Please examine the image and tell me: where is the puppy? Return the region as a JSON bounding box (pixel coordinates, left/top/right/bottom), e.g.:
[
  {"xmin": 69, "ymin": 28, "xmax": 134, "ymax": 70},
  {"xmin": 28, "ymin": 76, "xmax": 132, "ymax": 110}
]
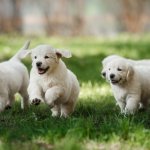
[
  {"xmin": 104, "ymin": 58, "xmax": 150, "ymax": 114},
  {"xmin": 26, "ymin": 45, "xmax": 80, "ymax": 117},
  {"xmin": 101, "ymin": 54, "xmax": 150, "ymax": 78},
  {"xmin": 0, "ymin": 41, "xmax": 30, "ymax": 111}
]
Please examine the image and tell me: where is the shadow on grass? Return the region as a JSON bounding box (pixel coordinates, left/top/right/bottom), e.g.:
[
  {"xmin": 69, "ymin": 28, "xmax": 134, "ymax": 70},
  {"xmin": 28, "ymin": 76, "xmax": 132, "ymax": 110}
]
[
  {"xmin": 0, "ymin": 37, "xmax": 150, "ymax": 149},
  {"xmin": 0, "ymin": 99, "xmax": 150, "ymax": 147}
]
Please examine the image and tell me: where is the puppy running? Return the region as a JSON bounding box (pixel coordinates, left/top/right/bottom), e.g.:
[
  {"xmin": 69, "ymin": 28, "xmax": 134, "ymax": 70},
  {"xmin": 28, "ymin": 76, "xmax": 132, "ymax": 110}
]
[
  {"xmin": 27, "ymin": 45, "xmax": 80, "ymax": 118},
  {"xmin": 103, "ymin": 58, "xmax": 150, "ymax": 114},
  {"xmin": 0, "ymin": 41, "xmax": 30, "ymax": 112}
]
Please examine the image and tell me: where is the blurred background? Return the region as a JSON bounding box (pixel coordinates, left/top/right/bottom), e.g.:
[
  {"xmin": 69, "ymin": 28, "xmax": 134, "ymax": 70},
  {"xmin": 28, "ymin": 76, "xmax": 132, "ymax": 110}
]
[
  {"xmin": 0, "ymin": 1, "xmax": 150, "ymax": 149},
  {"xmin": 0, "ymin": 0, "xmax": 150, "ymax": 36}
]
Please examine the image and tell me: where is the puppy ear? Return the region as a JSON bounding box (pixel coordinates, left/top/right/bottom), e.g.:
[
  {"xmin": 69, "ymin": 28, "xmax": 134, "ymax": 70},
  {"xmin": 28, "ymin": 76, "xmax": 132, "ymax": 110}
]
[
  {"xmin": 56, "ymin": 49, "xmax": 72, "ymax": 58},
  {"xmin": 126, "ymin": 65, "xmax": 134, "ymax": 81}
]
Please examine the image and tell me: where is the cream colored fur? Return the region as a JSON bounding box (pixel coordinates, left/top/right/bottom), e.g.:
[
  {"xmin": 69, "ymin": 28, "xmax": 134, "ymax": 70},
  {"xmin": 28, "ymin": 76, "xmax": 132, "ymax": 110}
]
[
  {"xmin": 27, "ymin": 45, "xmax": 80, "ymax": 118},
  {"xmin": 101, "ymin": 54, "xmax": 150, "ymax": 78},
  {"xmin": 0, "ymin": 41, "xmax": 30, "ymax": 111},
  {"xmin": 104, "ymin": 58, "xmax": 150, "ymax": 115}
]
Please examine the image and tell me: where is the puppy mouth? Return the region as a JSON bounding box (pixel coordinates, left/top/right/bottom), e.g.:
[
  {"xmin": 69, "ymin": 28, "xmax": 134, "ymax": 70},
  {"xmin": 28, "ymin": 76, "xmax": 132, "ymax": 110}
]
[
  {"xmin": 37, "ymin": 67, "xmax": 49, "ymax": 74},
  {"xmin": 111, "ymin": 78, "xmax": 122, "ymax": 84}
]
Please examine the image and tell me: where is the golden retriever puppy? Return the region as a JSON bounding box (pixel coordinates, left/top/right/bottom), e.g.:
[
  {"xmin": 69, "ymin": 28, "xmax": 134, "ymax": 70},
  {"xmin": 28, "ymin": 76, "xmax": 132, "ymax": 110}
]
[
  {"xmin": 101, "ymin": 54, "xmax": 150, "ymax": 79},
  {"xmin": 26, "ymin": 45, "xmax": 80, "ymax": 118},
  {"xmin": 0, "ymin": 41, "xmax": 30, "ymax": 111},
  {"xmin": 103, "ymin": 58, "xmax": 150, "ymax": 114}
]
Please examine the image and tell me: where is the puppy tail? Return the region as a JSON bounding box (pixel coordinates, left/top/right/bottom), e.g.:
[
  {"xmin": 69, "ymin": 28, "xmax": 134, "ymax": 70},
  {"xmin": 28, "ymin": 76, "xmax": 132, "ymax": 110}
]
[{"xmin": 10, "ymin": 40, "xmax": 30, "ymax": 61}]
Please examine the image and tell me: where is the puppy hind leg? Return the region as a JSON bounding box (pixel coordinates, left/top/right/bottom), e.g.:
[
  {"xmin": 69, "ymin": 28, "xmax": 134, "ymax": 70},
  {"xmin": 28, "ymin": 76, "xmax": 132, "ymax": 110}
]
[
  {"xmin": 19, "ymin": 89, "xmax": 29, "ymax": 109},
  {"xmin": 0, "ymin": 96, "xmax": 7, "ymax": 112},
  {"xmin": 5, "ymin": 95, "xmax": 15, "ymax": 109},
  {"xmin": 51, "ymin": 105, "xmax": 60, "ymax": 117},
  {"xmin": 60, "ymin": 100, "xmax": 76, "ymax": 118},
  {"xmin": 60, "ymin": 87, "xmax": 79, "ymax": 118}
]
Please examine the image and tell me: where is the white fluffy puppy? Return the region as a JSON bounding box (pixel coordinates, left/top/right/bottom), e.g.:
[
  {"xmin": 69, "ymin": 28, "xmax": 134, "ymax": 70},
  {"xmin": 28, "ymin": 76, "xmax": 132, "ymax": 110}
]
[
  {"xmin": 0, "ymin": 41, "xmax": 30, "ymax": 112},
  {"xmin": 104, "ymin": 58, "xmax": 150, "ymax": 114},
  {"xmin": 27, "ymin": 45, "xmax": 80, "ymax": 117},
  {"xmin": 101, "ymin": 54, "xmax": 150, "ymax": 78}
]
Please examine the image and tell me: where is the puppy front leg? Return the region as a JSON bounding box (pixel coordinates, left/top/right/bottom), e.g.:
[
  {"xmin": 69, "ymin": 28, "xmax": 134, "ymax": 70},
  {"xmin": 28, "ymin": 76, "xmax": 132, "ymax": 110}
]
[
  {"xmin": 125, "ymin": 95, "xmax": 140, "ymax": 115},
  {"xmin": 45, "ymin": 86, "xmax": 64, "ymax": 107},
  {"xmin": 0, "ymin": 96, "xmax": 7, "ymax": 112},
  {"xmin": 117, "ymin": 100, "xmax": 126, "ymax": 114},
  {"xmin": 28, "ymin": 83, "xmax": 43, "ymax": 105}
]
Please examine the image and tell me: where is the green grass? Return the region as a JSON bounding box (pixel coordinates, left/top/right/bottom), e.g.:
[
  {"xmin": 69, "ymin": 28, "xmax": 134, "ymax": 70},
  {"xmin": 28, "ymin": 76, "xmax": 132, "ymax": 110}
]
[{"xmin": 0, "ymin": 34, "xmax": 150, "ymax": 150}]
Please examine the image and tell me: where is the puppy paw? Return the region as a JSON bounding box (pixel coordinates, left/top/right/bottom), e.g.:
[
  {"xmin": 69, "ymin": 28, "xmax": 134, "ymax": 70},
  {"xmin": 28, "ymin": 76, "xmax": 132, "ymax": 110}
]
[
  {"xmin": 31, "ymin": 98, "xmax": 41, "ymax": 105},
  {"xmin": 60, "ymin": 111, "xmax": 69, "ymax": 118},
  {"xmin": 51, "ymin": 111, "xmax": 59, "ymax": 117},
  {"xmin": 124, "ymin": 107, "xmax": 136, "ymax": 115}
]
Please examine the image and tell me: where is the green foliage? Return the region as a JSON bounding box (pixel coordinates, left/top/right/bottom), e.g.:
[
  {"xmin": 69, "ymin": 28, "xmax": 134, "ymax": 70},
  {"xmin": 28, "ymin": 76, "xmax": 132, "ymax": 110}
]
[{"xmin": 0, "ymin": 34, "xmax": 150, "ymax": 150}]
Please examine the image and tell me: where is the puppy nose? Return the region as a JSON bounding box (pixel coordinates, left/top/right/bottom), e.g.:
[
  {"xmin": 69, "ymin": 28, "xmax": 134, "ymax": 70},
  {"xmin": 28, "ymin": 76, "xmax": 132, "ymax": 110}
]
[
  {"xmin": 110, "ymin": 74, "xmax": 115, "ymax": 79},
  {"xmin": 36, "ymin": 62, "xmax": 42, "ymax": 67}
]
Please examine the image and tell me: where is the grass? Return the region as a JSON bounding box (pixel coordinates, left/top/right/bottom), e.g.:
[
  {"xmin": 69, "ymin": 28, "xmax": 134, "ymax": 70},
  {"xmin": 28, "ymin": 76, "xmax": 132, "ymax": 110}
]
[{"xmin": 0, "ymin": 34, "xmax": 150, "ymax": 150}]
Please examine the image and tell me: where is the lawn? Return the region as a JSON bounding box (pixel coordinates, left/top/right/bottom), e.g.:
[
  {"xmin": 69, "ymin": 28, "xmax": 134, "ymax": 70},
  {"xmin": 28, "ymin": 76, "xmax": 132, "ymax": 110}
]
[{"xmin": 0, "ymin": 34, "xmax": 150, "ymax": 150}]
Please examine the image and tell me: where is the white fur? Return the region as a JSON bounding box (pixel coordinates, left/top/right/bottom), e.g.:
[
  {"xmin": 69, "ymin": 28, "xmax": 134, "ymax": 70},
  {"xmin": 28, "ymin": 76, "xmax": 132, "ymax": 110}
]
[
  {"xmin": 0, "ymin": 41, "xmax": 30, "ymax": 111},
  {"xmin": 27, "ymin": 45, "xmax": 80, "ymax": 118},
  {"xmin": 101, "ymin": 54, "xmax": 150, "ymax": 78},
  {"xmin": 104, "ymin": 58, "xmax": 150, "ymax": 115}
]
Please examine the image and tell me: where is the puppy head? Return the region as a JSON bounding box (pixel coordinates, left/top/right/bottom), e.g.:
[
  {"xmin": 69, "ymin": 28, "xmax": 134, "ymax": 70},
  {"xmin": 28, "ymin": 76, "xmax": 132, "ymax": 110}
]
[
  {"xmin": 102, "ymin": 55, "xmax": 124, "ymax": 67},
  {"xmin": 105, "ymin": 58, "xmax": 134, "ymax": 85},
  {"xmin": 26, "ymin": 45, "xmax": 71, "ymax": 75},
  {"xmin": 101, "ymin": 55, "xmax": 124, "ymax": 79}
]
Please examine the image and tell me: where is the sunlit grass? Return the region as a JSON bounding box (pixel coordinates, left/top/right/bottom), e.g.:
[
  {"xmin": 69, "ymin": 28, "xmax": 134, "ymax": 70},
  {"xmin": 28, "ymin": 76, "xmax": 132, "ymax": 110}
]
[
  {"xmin": 80, "ymin": 82, "xmax": 111, "ymax": 100},
  {"xmin": 0, "ymin": 34, "xmax": 150, "ymax": 149}
]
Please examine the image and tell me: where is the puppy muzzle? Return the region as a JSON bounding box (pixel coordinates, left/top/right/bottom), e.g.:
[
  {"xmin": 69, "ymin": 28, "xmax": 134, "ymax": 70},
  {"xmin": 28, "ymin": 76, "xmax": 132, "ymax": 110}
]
[{"xmin": 37, "ymin": 66, "xmax": 50, "ymax": 74}]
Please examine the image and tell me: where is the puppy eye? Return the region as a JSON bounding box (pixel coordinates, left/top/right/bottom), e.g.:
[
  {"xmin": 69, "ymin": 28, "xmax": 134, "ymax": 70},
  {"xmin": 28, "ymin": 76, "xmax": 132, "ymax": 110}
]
[
  {"xmin": 102, "ymin": 72, "xmax": 106, "ymax": 77},
  {"xmin": 44, "ymin": 56, "xmax": 49, "ymax": 59},
  {"xmin": 34, "ymin": 56, "xmax": 37, "ymax": 59},
  {"xmin": 109, "ymin": 68, "xmax": 111, "ymax": 70},
  {"xmin": 117, "ymin": 68, "xmax": 122, "ymax": 71}
]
